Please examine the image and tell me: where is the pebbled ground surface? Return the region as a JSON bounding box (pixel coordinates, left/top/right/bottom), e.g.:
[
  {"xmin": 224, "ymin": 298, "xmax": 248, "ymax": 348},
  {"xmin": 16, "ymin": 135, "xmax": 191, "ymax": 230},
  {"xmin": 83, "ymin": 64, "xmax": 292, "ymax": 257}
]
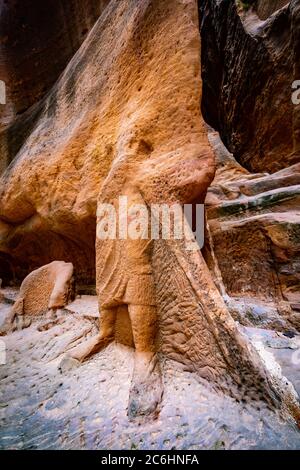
[{"xmin": 0, "ymin": 294, "xmax": 300, "ymax": 450}]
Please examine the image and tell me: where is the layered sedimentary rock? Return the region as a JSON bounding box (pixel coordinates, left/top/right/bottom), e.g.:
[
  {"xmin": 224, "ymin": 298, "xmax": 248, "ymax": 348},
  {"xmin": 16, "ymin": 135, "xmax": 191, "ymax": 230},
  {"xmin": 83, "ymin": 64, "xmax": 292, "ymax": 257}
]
[
  {"xmin": 200, "ymin": 0, "xmax": 300, "ymax": 173},
  {"xmin": 200, "ymin": 0, "xmax": 300, "ymax": 336},
  {"xmin": 206, "ymin": 131, "xmax": 300, "ymax": 331},
  {"xmin": 0, "ymin": 0, "xmax": 213, "ymax": 284},
  {"xmin": 200, "ymin": 0, "xmax": 300, "ymax": 335}
]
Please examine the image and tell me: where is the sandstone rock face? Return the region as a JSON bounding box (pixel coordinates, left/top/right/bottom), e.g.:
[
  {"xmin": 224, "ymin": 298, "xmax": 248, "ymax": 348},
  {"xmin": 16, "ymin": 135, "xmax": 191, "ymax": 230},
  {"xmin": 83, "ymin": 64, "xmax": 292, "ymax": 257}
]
[
  {"xmin": 200, "ymin": 0, "xmax": 300, "ymax": 173},
  {"xmin": 255, "ymin": 0, "xmax": 290, "ymax": 20},
  {"xmin": 206, "ymin": 131, "xmax": 300, "ymax": 331},
  {"xmin": 0, "ymin": 0, "xmax": 111, "ymax": 181},
  {"xmin": 0, "ymin": 0, "xmax": 214, "ymax": 283},
  {"xmin": 0, "ymin": 0, "xmax": 300, "ymax": 447},
  {"xmin": 32, "ymin": 0, "xmax": 295, "ymax": 421},
  {"xmin": 0, "ymin": 0, "xmax": 110, "ymax": 129},
  {"xmin": 200, "ymin": 0, "xmax": 300, "ymax": 342}
]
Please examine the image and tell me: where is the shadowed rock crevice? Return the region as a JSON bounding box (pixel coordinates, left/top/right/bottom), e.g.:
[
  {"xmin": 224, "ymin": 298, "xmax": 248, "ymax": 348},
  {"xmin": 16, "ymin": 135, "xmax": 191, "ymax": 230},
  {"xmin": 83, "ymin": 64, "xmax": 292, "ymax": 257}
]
[
  {"xmin": 199, "ymin": 0, "xmax": 300, "ymax": 173},
  {"xmin": 0, "ymin": 0, "xmax": 111, "ymax": 127},
  {"xmin": 0, "ymin": 0, "xmax": 111, "ymax": 173}
]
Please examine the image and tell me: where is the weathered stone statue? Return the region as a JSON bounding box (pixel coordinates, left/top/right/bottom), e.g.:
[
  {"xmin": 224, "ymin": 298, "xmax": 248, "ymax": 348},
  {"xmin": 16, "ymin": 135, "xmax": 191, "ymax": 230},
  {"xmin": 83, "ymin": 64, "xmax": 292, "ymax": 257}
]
[{"xmin": 66, "ymin": 184, "xmax": 161, "ymax": 417}]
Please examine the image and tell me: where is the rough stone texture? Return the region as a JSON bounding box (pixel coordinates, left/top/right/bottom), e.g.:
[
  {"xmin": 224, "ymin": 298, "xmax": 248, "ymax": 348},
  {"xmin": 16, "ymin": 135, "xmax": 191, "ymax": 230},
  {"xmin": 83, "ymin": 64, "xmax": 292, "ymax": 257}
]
[
  {"xmin": 0, "ymin": 0, "xmax": 111, "ymax": 181},
  {"xmin": 67, "ymin": 0, "xmax": 300, "ymax": 422},
  {"xmin": 0, "ymin": 261, "xmax": 74, "ymax": 334},
  {"xmin": 0, "ymin": 296, "xmax": 299, "ymax": 450},
  {"xmin": 245, "ymin": 327, "xmax": 300, "ymax": 399},
  {"xmin": 0, "ymin": 0, "xmax": 300, "ymax": 449},
  {"xmin": 206, "ymin": 130, "xmax": 300, "ymax": 333},
  {"xmin": 0, "ymin": 0, "xmax": 110, "ymax": 129},
  {"xmin": 255, "ymin": 1, "xmax": 290, "ymax": 20},
  {"xmin": 0, "ymin": 0, "xmax": 275, "ymax": 411},
  {"xmin": 0, "ymin": 0, "xmax": 215, "ymax": 285},
  {"xmin": 200, "ymin": 0, "xmax": 300, "ymax": 173}
]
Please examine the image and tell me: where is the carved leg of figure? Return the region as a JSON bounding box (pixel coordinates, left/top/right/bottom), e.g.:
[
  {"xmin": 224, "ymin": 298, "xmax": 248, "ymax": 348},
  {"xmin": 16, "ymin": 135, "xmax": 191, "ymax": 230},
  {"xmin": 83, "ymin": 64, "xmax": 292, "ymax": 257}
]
[
  {"xmin": 127, "ymin": 305, "xmax": 163, "ymax": 420},
  {"xmin": 62, "ymin": 307, "xmax": 117, "ymax": 366}
]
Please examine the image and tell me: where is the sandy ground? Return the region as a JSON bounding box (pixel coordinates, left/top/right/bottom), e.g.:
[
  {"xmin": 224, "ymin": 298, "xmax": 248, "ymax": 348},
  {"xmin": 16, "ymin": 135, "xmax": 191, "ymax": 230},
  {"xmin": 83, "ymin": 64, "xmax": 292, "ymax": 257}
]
[{"xmin": 0, "ymin": 293, "xmax": 300, "ymax": 450}]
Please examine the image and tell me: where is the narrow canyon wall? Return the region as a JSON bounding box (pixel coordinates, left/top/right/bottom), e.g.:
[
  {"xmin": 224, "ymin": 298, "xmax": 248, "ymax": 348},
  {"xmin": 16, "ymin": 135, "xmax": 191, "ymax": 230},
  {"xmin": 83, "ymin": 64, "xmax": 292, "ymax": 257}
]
[
  {"xmin": 0, "ymin": 0, "xmax": 110, "ymax": 128},
  {"xmin": 1, "ymin": 0, "xmax": 297, "ymax": 420},
  {"xmin": 0, "ymin": 0, "xmax": 110, "ymax": 176},
  {"xmin": 206, "ymin": 132, "xmax": 300, "ymax": 329},
  {"xmin": 200, "ymin": 0, "xmax": 300, "ymax": 332},
  {"xmin": 255, "ymin": 0, "xmax": 290, "ymax": 20},
  {"xmin": 0, "ymin": 0, "xmax": 212, "ymax": 285},
  {"xmin": 200, "ymin": 0, "xmax": 300, "ymax": 173}
]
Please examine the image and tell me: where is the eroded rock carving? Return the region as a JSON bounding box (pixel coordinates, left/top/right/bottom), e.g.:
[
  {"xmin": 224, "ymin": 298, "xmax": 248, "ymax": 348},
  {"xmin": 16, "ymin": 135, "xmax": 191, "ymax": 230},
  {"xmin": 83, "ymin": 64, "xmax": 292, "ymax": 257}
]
[
  {"xmin": 0, "ymin": 0, "xmax": 299, "ymax": 426},
  {"xmin": 0, "ymin": 261, "xmax": 74, "ymax": 334}
]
